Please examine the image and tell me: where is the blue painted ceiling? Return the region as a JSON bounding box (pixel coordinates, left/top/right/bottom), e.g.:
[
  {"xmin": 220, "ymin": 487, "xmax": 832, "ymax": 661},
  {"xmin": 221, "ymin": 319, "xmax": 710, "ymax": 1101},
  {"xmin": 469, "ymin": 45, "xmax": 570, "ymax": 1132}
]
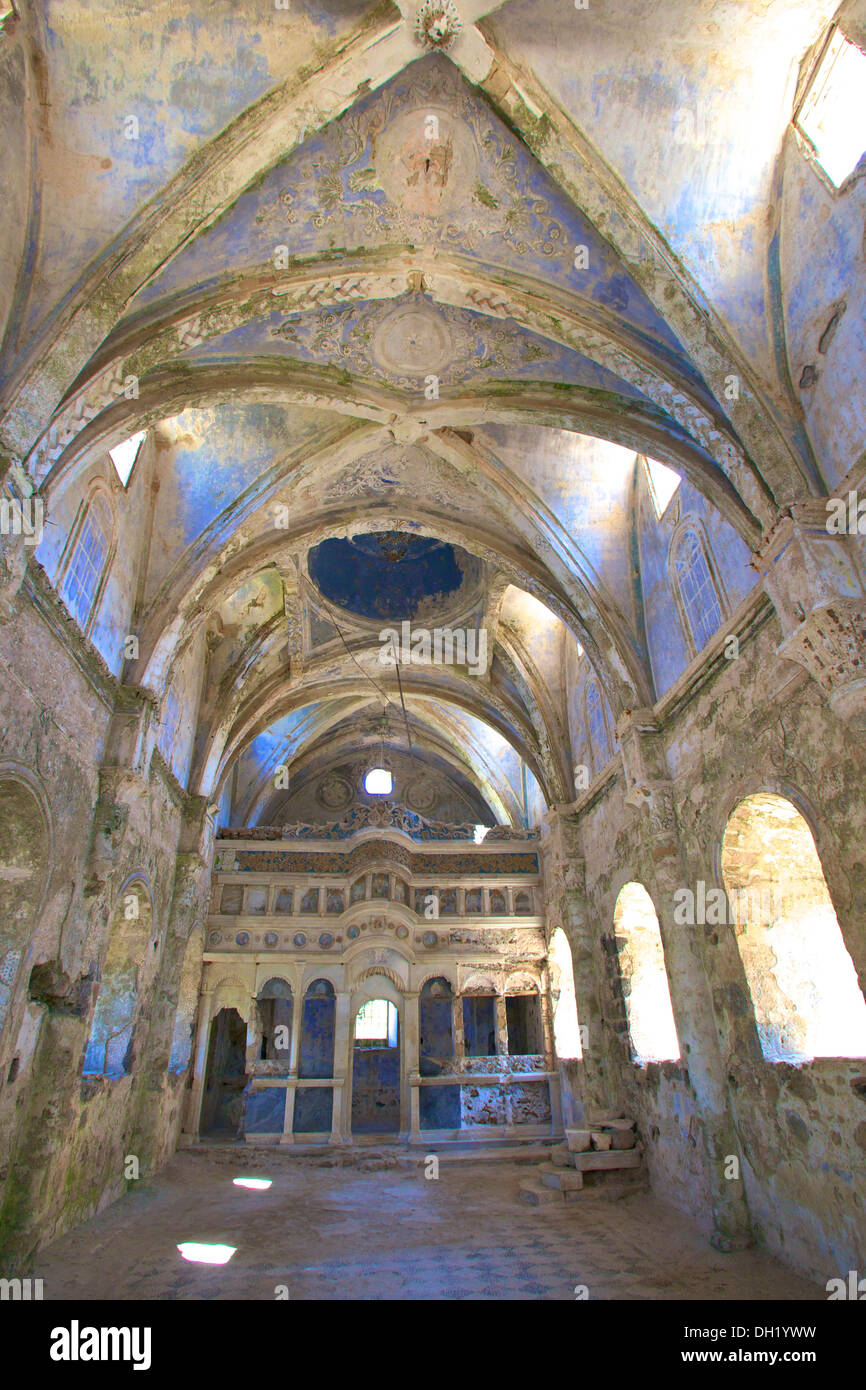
[{"xmin": 308, "ymin": 532, "xmax": 477, "ymax": 621}]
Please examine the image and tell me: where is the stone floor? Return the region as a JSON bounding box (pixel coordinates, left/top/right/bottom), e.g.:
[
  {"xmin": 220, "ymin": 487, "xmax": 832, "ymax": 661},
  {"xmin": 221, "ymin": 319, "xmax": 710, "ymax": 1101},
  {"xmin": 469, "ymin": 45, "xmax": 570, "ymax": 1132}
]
[{"xmin": 36, "ymin": 1147, "xmax": 822, "ymax": 1301}]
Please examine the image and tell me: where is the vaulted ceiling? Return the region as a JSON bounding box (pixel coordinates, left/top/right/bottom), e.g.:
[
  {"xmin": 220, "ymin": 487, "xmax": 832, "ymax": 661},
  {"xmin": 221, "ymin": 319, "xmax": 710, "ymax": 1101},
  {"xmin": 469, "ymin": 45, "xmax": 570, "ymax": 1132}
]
[{"xmin": 2, "ymin": 0, "xmax": 861, "ymax": 826}]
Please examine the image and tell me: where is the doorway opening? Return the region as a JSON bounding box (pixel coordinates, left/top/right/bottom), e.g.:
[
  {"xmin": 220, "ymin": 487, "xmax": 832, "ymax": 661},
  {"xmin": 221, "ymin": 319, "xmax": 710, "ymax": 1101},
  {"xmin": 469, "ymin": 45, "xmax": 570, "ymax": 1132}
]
[
  {"xmin": 201, "ymin": 1007, "xmax": 246, "ymax": 1135},
  {"xmin": 351, "ymin": 997, "xmax": 400, "ymax": 1134}
]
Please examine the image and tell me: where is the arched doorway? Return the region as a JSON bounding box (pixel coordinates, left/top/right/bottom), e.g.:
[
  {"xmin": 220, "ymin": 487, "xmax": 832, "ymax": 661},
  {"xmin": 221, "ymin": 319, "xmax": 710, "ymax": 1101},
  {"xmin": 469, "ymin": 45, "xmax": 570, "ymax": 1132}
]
[
  {"xmin": 201, "ymin": 1007, "xmax": 247, "ymax": 1135},
  {"xmin": 351, "ymin": 996, "xmax": 401, "ymax": 1135}
]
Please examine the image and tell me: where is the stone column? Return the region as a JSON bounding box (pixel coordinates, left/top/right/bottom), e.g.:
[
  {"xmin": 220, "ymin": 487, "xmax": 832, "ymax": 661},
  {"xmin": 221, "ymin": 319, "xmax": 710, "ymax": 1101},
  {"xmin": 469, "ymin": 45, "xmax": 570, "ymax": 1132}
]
[
  {"xmin": 185, "ymin": 982, "xmax": 215, "ymax": 1141},
  {"xmin": 541, "ymin": 809, "xmax": 613, "ymax": 1121},
  {"xmin": 403, "ymin": 991, "xmax": 420, "ymax": 1140},
  {"xmin": 280, "ymin": 1081, "xmax": 296, "ymax": 1145},
  {"xmin": 452, "ymin": 994, "xmax": 465, "ymax": 1059},
  {"xmin": 331, "ymin": 989, "xmax": 352, "ymax": 1143},
  {"xmin": 246, "ymin": 997, "xmax": 261, "ymax": 1068},
  {"xmin": 288, "ymin": 974, "xmax": 305, "ymax": 1074},
  {"xmin": 494, "ymin": 994, "xmax": 508, "ymax": 1056},
  {"xmin": 617, "ymin": 708, "xmax": 753, "ymax": 1251},
  {"xmin": 130, "ymin": 799, "xmax": 216, "ymax": 1167},
  {"xmin": 538, "ymin": 964, "xmax": 555, "ymax": 1059}
]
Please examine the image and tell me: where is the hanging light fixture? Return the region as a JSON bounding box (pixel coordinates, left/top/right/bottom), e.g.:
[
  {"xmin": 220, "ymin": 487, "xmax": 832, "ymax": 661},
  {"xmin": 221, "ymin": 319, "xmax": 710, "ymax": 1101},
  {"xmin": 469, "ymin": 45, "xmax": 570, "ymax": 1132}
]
[{"xmin": 364, "ymin": 709, "xmax": 393, "ymax": 796}]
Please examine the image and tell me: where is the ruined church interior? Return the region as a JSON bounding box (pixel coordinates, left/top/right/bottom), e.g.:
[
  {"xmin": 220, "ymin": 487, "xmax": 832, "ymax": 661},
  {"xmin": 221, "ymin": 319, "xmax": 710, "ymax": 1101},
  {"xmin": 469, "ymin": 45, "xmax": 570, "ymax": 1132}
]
[{"xmin": 1, "ymin": 0, "xmax": 865, "ymax": 1329}]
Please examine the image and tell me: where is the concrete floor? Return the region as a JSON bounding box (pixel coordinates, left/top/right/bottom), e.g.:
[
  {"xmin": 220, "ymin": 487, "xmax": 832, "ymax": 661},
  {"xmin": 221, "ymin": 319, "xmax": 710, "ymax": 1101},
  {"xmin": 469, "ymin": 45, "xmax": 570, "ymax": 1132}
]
[{"xmin": 37, "ymin": 1146, "xmax": 822, "ymax": 1301}]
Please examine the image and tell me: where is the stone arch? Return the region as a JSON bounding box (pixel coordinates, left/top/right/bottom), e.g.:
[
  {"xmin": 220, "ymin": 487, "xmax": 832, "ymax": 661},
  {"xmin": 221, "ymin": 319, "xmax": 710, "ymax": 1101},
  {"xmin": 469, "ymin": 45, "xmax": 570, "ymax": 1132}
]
[
  {"xmin": 210, "ymin": 974, "xmax": 250, "ymax": 1021},
  {"xmin": 417, "ymin": 969, "xmax": 457, "ymax": 993},
  {"xmin": 504, "ymin": 970, "xmax": 540, "ymax": 994},
  {"xmin": 354, "ymin": 965, "xmax": 404, "ymax": 991},
  {"xmin": 460, "ymin": 971, "xmax": 497, "ymax": 995}
]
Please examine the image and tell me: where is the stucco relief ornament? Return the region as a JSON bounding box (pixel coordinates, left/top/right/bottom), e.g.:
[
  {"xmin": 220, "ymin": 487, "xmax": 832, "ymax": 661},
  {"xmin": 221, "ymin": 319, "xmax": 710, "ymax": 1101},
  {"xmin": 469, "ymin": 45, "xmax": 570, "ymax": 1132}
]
[{"xmin": 415, "ymin": 0, "xmax": 462, "ymax": 49}]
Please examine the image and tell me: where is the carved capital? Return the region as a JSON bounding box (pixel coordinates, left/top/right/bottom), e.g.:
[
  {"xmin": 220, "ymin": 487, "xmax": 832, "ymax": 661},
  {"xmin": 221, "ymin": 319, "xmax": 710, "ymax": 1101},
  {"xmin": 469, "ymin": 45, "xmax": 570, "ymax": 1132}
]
[
  {"xmin": 754, "ymin": 510, "xmax": 866, "ymax": 726},
  {"xmin": 777, "ymin": 598, "xmax": 866, "ymax": 727}
]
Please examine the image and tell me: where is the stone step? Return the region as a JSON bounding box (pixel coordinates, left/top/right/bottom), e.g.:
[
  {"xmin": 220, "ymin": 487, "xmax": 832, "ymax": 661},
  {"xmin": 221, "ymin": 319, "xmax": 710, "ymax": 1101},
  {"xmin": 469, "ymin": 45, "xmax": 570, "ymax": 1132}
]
[
  {"xmin": 549, "ymin": 1143, "xmax": 573, "ymax": 1168},
  {"xmin": 564, "ymin": 1128, "xmax": 592, "ymax": 1153},
  {"xmin": 519, "ymin": 1178, "xmax": 562, "ymax": 1206},
  {"xmin": 539, "ymin": 1162, "xmax": 584, "ymax": 1192},
  {"xmin": 608, "ymin": 1129, "xmax": 637, "ymax": 1150},
  {"xmin": 573, "ymin": 1148, "xmax": 643, "ymax": 1172}
]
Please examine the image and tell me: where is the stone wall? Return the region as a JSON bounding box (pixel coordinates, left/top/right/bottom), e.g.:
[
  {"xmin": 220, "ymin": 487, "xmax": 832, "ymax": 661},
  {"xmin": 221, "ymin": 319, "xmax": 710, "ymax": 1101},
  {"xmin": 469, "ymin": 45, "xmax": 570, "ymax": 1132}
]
[
  {"xmin": 567, "ymin": 603, "xmax": 866, "ymax": 1279},
  {"xmin": 0, "ymin": 576, "xmax": 212, "ymax": 1266}
]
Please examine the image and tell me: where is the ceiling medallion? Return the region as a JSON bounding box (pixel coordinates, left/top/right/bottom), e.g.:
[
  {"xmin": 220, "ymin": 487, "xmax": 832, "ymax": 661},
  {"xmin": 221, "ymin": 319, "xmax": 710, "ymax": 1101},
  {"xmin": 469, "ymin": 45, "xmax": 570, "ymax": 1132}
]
[
  {"xmin": 415, "ymin": 0, "xmax": 462, "ymax": 50},
  {"xmin": 316, "ymin": 773, "xmax": 354, "ymax": 809},
  {"xmin": 376, "ymin": 531, "xmax": 411, "ymax": 563},
  {"xmin": 371, "ymin": 302, "xmax": 452, "ymax": 376}
]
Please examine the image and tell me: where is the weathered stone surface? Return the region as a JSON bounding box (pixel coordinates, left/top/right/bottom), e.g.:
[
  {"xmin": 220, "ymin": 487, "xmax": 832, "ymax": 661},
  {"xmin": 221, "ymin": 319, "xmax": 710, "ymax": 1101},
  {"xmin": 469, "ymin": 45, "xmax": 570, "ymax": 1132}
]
[
  {"xmin": 539, "ymin": 1162, "xmax": 584, "ymax": 1191},
  {"xmin": 519, "ymin": 1178, "xmax": 561, "ymax": 1206},
  {"xmin": 574, "ymin": 1150, "xmax": 643, "ymax": 1171},
  {"xmin": 0, "ymin": 2, "xmax": 862, "ymax": 1301}
]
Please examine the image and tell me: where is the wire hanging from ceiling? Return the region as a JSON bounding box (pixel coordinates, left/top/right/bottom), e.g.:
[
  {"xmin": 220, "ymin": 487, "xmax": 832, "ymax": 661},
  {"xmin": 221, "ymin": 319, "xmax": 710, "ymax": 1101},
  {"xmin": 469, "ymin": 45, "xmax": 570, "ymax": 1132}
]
[{"xmin": 332, "ymin": 620, "xmax": 414, "ymax": 752}]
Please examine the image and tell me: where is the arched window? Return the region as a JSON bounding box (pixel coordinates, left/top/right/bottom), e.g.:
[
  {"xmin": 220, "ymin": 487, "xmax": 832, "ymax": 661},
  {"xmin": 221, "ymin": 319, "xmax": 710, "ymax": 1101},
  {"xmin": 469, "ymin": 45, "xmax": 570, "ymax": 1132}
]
[
  {"xmin": 61, "ymin": 493, "xmax": 112, "ymax": 633},
  {"xmin": 585, "ymin": 679, "xmax": 611, "ymax": 773},
  {"xmin": 722, "ymin": 794, "xmax": 866, "ymax": 1060},
  {"xmin": 549, "ymin": 927, "xmax": 583, "ymax": 1060},
  {"xmin": 670, "ymin": 524, "xmax": 724, "ymax": 654},
  {"xmin": 256, "ymin": 977, "xmax": 293, "ymax": 1061},
  {"xmin": 614, "ymin": 882, "xmax": 680, "ymax": 1063}
]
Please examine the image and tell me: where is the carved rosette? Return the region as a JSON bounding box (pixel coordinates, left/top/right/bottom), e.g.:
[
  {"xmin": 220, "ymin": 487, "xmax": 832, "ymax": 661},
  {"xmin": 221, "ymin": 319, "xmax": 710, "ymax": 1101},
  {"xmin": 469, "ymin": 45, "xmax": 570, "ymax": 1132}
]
[{"xmin": 415, "ymin": 0, "xmax": 462, "ymax": 50}]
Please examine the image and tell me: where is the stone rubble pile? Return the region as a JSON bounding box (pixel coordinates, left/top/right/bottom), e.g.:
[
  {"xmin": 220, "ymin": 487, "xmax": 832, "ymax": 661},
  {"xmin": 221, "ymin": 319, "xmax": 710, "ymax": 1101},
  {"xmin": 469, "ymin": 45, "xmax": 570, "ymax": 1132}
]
[{"xmin": 518, "ymin": 1115, "xmax": 646, "ymax": 1206}]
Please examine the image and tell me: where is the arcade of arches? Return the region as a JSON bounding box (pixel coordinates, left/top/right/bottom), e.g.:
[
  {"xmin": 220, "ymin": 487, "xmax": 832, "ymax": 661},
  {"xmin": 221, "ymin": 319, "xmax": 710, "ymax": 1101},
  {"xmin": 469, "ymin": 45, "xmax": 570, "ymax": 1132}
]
[{"xmin": 0, "ymin": 0, "xmax": 865, "ymax": 1299}]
